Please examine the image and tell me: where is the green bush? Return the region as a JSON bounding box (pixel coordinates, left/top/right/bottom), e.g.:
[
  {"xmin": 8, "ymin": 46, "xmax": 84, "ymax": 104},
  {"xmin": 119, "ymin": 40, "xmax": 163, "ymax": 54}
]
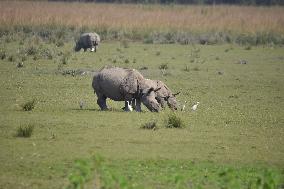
[
  {"xmin": 165, "ymin": 114, "xmax": 184, "ymax": 128},
  {"xmin": 16, "ymin": 125, "xmax": 34, "ymax": 138},
  {"xmin": 67, "ymin": 159, "xmax": 93, "ymax": 189},
  {"xmin": 66, "ymin": 155, "xmax": 132, "ymax": 189},
  {"xmin": 248, "ymin": 169, "xmax": 279, "ymax": 189}
]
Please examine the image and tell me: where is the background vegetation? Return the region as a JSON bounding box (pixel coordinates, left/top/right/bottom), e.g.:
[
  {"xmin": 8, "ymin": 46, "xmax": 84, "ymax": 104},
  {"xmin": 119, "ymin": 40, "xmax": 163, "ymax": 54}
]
[
  {"xmin": 1, "ymin": 1, "xmax": 284, "ymax": 45},
  {"xmin": 40, "ymin": 0, "xmax": 284, "ymax": 5}
]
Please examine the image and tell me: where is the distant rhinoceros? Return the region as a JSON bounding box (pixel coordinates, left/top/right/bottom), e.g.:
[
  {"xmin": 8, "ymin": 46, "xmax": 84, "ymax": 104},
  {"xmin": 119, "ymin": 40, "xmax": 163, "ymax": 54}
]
[
  {"xmin": 75, "ymin": 33, "xmax": 100, "ymax": 52},
  {"xmin": 92, "ymin": 66, "xmax": 161, "ymax": 112}
]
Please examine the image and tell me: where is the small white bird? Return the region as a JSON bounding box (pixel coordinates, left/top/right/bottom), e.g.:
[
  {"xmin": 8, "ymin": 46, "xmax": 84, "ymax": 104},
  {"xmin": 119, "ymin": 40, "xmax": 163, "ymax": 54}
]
[
  {"xmin": 79, "ymin": 100, "xmax": 84, "ymax": 109},
  {"xmin": 181, "ymin": 100, "xmax": 187, "ymax": 111},
  {"xmin": 127, "ymin": 101, "xmax": 133, "ymax": 112},
  {"xmin": 191, "ymin": 102, "xmax": 200, "ymax": 111}
]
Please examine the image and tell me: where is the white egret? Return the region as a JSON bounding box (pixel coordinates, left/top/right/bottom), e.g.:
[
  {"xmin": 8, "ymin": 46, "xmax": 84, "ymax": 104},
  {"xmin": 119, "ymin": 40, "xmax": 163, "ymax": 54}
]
[{"xmin": 191, "ymin": 102, "xmax": 200, "ymax": 111}]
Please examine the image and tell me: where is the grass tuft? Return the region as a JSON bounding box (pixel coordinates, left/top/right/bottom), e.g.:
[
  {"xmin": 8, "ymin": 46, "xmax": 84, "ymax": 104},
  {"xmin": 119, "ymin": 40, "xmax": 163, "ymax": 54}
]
[
  {"xmin": 165, "ymin": 114, "xmax": 184, "ymax": 128},
  {"xmin": 141, "ymin": 121, "xmax": 158, "ymax": 130},
  {"xmin": 184, "ymin": 65, "xmax": 190, "ymax": 72},
  {"xmin": 159, "ymin": 63, "xmax": 168, "ymax": 70},
  {"xmin": 8, "ymin": 54, "xmax": 16, "ymax": 62},
  {"xmin": 16, "ymin": 124, "xmax": 34, "ymax": 138},
  {"xmin": 0, "ymin": 49, "xmax": 6, "ymax": 60},
  {"xmin": 21, "ymin": 99, "xmax": 36, "ymax": 111}
]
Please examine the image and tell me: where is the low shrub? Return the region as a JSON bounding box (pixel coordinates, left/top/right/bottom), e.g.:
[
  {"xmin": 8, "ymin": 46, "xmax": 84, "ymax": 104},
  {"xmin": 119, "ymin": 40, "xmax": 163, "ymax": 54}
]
[
  {"xmin": 165, "ymin": 114, "xmax": 184, "ymax": 128},
  {"xmin": 16, "ymin": 124, "xmax": 34, "ymax": 138},
  {"xmin": 21, "ymin": 99, "xmax": 36, "ymax": 111},
  {"xmin": 124, "ymin": 58, "xmax": 129, "ymax": 64}
]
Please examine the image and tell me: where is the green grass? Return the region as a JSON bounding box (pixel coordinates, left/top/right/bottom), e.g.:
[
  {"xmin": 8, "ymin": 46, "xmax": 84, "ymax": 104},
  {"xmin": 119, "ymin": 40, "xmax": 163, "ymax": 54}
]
[
  {"xmin": 16, "ymin": 124, "xmax": 34, "ymax": 138},
  {"xmin": 0, "ymin": 39, "xmax": 283, "ymax": 188}
]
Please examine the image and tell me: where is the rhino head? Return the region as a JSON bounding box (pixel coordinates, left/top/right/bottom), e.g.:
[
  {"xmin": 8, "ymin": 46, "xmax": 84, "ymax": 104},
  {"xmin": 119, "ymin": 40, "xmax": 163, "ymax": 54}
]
[
  {"xmin": 156, "ymin": 92, "xmax": 180, "ymax": 111},
  {"xmin": 166, "ymin": 92, "xmax": 180, "ymax": 110},
  {"xmin": 140, "ymin": 87, "xmax": 161, "ymax": 112}
]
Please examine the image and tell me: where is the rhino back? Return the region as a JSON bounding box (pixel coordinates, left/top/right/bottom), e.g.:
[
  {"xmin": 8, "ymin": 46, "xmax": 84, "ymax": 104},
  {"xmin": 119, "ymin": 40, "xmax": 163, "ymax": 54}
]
[
  {"xmin": 144, "ymin": 79, "xmax": 173, "ymax": 97},
  {"xmin": 93, "ymin": 67, "xmax": 129, "ymax": 101},
  {"xmin": 79, "ymin": 33, "xmax": 92, "ymax": 48},
  {"xmin": 157, "ymin": 80, "xmax": 173, "ymax": 97}
]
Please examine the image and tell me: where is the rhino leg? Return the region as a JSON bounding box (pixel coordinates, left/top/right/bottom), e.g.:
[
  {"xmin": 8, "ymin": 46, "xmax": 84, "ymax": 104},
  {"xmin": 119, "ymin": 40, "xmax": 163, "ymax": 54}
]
[
  {"xmin": 134, "ymin": 99, "xmax": 142, "ymax": 112},
  {"xmin": 84, "ymin": 48, "xmax": 87, "ymax": 52},
  {"xmin": 96, "ymin": 93, "xmax": 108, "ymax": 111},
  {"xmin": 131, "ymin": 99, "xmax": 136, "ymax": 109}
]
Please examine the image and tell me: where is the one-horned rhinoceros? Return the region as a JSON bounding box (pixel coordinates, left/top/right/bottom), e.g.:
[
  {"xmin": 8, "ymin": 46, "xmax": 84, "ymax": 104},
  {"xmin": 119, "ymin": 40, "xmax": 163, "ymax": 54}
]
[
  {"xmin": 75, "ymin": 33, "xmax": 100, "ymax": 52},
  {"xmin": 92, "ymin": 66, "xmax": 160, "ymax": 112},
  {"xmin": 92, "ymin": 66, "xmax": 179, "ymax": 112}
]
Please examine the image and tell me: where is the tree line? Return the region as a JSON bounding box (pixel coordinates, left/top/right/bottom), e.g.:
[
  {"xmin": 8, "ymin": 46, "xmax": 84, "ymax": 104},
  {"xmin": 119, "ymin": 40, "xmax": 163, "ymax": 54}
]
[{"xmin": 48, "ymin": 0, "xmax": 284, "ymax": 5}]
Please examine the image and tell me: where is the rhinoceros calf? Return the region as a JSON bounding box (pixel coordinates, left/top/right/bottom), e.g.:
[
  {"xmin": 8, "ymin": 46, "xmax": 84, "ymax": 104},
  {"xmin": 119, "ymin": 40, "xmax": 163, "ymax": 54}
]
[
  {"xmin": 92, "ymin": 66, "xmax": 161, "ymax": 112},
  {"xmin": 75, "ymin": 33, "xmax": 100, "ymax": 52}
]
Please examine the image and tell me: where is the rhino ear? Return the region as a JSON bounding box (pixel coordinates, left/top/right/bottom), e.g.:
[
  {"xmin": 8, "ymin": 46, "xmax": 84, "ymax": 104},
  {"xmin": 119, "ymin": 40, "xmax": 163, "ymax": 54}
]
[
  {"xmin": 173, "ymin": 92, "xmax": 180, "ymax": 96},
  {"xmin": 154, "ymin": 87, "xmax": 161, "ymax": 92},
  {"xmin": 147, "ymin": 87, "xmax": 155, "ymax": 94}
]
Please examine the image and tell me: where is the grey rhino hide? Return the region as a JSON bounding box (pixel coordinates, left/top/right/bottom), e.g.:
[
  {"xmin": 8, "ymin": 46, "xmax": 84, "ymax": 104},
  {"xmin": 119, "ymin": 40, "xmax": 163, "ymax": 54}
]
[
  {"xmin": 92, "ymin": 66, "xmax": 160, "ymax": 112},
  {"xmin": 75, "ymin": 33, "xmax": 100, "ymax": 52},
  {"xmin": 143, "ymin": 79, "xmax": 179, "ymax": 110}
]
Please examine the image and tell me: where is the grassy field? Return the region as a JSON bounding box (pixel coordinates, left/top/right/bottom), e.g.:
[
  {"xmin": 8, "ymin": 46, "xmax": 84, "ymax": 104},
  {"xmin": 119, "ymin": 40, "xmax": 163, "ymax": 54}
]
[
  {"xmin": 0, "ymin": 1, "xmax": 284, "ymax": 188},
  {"xmin": 0, "ymin": 36, "xmax": 284, "ymax": 188}
]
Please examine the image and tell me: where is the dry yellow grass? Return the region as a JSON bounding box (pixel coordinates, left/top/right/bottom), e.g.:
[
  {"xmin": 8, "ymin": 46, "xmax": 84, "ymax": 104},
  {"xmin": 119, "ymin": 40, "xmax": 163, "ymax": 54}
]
[{"xmin": 0, "ymin": 1, "xmax": 284, "ymax": 34}]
